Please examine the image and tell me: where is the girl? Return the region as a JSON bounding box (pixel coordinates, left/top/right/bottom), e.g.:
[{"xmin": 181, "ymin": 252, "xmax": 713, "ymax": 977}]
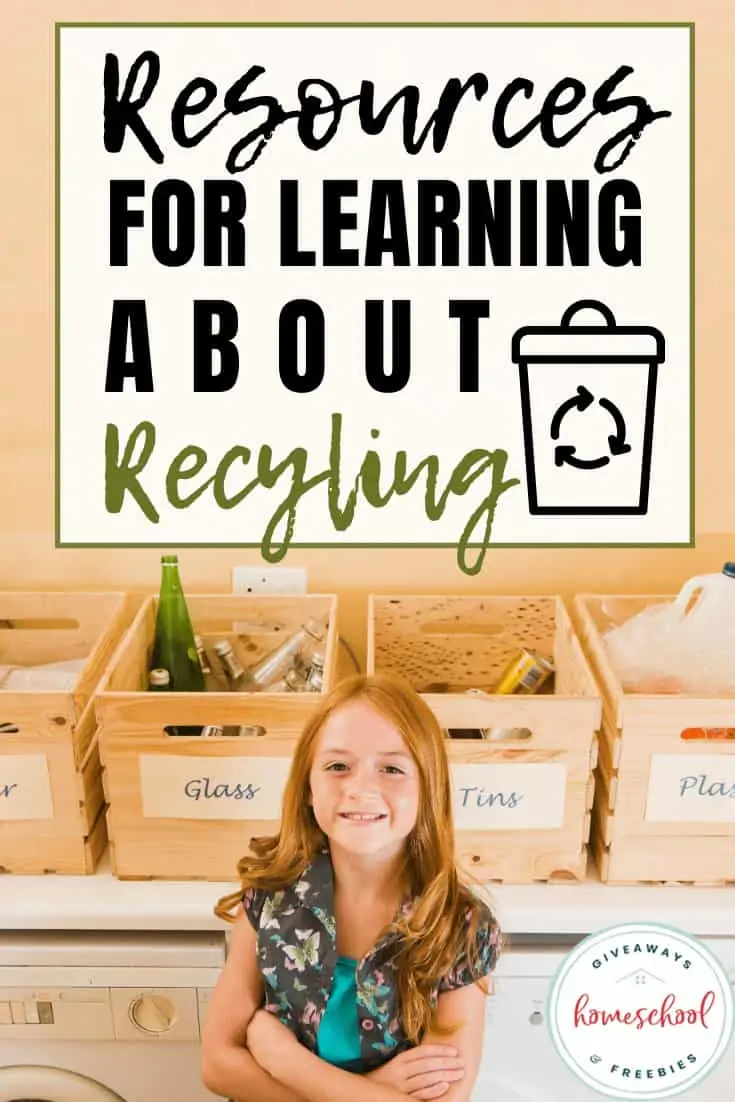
[{"xmin": 201, "ymin": 672, "xmax": 501, "ymax": 1102}]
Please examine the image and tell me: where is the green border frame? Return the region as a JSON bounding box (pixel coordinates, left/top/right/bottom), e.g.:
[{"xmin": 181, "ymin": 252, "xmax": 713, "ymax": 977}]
[{"xmin": 53, "ymin": 21, "xmax": 695, "ymax": 554}]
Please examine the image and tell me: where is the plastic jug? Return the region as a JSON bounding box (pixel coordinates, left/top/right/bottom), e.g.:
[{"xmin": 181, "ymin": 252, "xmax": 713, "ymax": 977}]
[
  {"xmin": 602, "ymin": 563, "xmax": 735, "ymax": 693},
  {"xmin": 666, "ymin": 562, "xmax": 735, "ymax": 691},
  {"xmin": 672, "ymin": 562, "xmax": 735, "ymax": 644}
]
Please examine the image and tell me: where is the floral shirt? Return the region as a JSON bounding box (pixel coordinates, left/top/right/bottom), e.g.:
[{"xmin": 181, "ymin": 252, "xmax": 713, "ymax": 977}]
[{"xmin": 241, "ymin": 846, "xmax": 500, "ymax": 1072}]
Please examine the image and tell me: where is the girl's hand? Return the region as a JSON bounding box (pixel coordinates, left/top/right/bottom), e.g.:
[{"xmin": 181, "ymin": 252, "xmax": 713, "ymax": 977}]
[
  {"xmin": 366, "ymin": 1044, "xmax": 465, "ymax": 1099},
  {"xmin": 246, "ymin": 1008, "xmax": 297, "ymax": 1074}
]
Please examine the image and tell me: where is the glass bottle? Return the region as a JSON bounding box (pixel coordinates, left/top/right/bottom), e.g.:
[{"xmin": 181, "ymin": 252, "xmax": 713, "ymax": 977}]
[
  {"xmin": 148, "ymin": 668, "xmax": 171, "ymax": 691},
  {"xmin": 213, "ymin": 639, "xmax": 255, "ymax": 691},
  {"xmin": 194, "ymin": 635, "xmax": 211, "ymax": 675},
  {"xmin": 305, "ymin": 650, "xmax": 325, "ymax": 693},
  {"xmin": 195, "ymin": 634, "xmax": 231, "ymax": 692},
  {"xmin": 268, "ymin": 666, "xmax": 309, "ymax": 693},
  {"xmin": 150, "ymin": 555, "xmax": 205, "ymax": 693},
  {"xmin": 249, "ymin": 617, "xmax": 326, "ymax": 690},
  {"xmin": 150, "ymin": 668, "xmax": 203, "ymax": 735}
]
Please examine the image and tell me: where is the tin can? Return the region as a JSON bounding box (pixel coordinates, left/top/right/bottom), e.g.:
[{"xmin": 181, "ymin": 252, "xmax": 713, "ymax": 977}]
[
  {"xmin": 221, "ymin": 724, "xmax": 266, "ymax": 738},
  {"xmin": 201, "ymin": 725, "xmax": 224, "ymax": 738},
  {"xmin": 194, "ymin": 635, "xmax": 212, "ymax": 675},
  {"xmin": 495, "ymin": 649, "xmax": 554, "ymax": 695}
]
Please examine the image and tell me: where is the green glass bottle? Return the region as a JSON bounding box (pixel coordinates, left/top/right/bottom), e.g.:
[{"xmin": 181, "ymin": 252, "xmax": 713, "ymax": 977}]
[{"xmin": 150, "ymin": 555, "xmax": 205, "ymax": 692}]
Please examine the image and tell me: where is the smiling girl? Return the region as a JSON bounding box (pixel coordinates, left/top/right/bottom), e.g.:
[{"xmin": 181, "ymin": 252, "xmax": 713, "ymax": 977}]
[{"xmin": 201, "ymin": 673, "xmax": 501, "ymax": 1102}]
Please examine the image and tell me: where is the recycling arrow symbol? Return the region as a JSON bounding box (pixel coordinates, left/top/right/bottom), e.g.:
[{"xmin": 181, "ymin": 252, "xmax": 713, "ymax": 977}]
[{"xmin": 551, "ymin": 386, "xmax": 632, "ymax": 468}]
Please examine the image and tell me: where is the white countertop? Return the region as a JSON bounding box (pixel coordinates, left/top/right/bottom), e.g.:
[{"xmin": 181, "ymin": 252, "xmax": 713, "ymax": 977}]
[{"xmin": 1, "ymin": 852, "xmax": 733, "ymax": 937}]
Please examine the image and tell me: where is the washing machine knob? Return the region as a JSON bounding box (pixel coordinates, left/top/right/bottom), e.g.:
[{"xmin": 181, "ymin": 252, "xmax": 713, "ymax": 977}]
[
  {"xmin": 129, "ymin": 993, "xmax": 177, "ymax": 1034},
  {"xmin": 529, "ymin": 1009, "xmax": 544, "ymax": 1026}
]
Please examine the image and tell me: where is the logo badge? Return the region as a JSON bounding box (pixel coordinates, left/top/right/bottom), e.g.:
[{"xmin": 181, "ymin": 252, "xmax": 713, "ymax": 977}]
[{"xmin": 548, "ymin": 923, "xmax": 734, "ymax": 1098}]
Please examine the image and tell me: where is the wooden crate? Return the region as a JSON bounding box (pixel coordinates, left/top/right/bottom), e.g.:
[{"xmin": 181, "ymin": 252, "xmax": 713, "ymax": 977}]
[
  {"xmin": 95, "ymin": 593, "xmax": 338, "ymax": 880},
  {"xmin": 367, "ymin": 594, "xmax": 601, "ymax": 884},
  {"xmin": 0, "ymin": 591, "xmax": 132, "ymax": 874},
  {"xmin": 575, "ymin": 594, "xmax": 735, "ymax": 887}
]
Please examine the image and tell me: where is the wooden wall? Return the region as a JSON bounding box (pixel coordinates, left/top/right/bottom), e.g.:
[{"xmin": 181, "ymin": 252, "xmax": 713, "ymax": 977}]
[{"xmin": 0, "ymin": 0, "xmax": 732, "ymax": 666}]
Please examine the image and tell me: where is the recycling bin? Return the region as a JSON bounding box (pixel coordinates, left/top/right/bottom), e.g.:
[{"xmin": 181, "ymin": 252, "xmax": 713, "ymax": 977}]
[{"xmin": 511, "ymin": 299, "xmax": 665, "ymax": 515}]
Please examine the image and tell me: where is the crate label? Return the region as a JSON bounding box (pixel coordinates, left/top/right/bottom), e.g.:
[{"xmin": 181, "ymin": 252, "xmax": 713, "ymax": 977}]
[
  {"xmin": 0, "ymin": 755, "xmax": 54, "ymax": 821},
  {"xmin": 645, "ymin": 754, "xmax": 735, "ymax": 823},
  {"xmin": 138, "ymin": 755, "xmax": 291, "ymax": 820},
  {"xmin": 450, "ymin": 763, "xmax": 567, "ymax": 830}
]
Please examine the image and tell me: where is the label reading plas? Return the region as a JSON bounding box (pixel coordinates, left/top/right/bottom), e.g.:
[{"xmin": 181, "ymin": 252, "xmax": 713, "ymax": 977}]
[
  {"xmin": 138, "ymin": 754, "xmax": 291, "ymax": 820},
  {"xmin": 645, "ymin": 754, "xmax": 735, "ymax": 823}
]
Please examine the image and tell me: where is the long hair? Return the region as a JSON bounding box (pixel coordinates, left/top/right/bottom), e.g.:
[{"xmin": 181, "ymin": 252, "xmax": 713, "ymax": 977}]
[{"xmin": 215, "ymin": 672, "xmax": 501, "ymax": 1042}]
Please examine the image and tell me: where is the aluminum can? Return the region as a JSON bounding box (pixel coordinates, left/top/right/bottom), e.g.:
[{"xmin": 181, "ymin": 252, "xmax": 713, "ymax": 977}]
[{"xmin": 495, "ymin": 649, "xmax": 554, "ymax": 695}]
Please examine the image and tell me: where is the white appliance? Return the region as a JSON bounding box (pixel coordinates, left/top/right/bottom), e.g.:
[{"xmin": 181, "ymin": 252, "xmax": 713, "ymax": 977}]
[
  {"xmin": 1, "ymin": 929, "xmax": 731, "ymax": 1101},
  {"xmin": 0, "ymin": 931, "xmax": 224, "ymax": 1102},
  {"xmin": 474, "ymin": 938, "xmax": 735, "ymax": 1100}
]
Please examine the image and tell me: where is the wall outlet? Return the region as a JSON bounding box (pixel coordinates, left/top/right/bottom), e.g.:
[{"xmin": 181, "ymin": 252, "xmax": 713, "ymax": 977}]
[{"xmin": 232, "ymin": 566, "xmax": 308, "ymax": 595}]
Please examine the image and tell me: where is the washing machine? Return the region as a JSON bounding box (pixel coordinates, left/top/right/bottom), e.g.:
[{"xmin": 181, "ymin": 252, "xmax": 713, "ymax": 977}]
[
  {"xmin": 0, "ymin": 930, "xmax": 224, "ymax": 1102},
  {"xmin": 474, "ymin": 938, "xmax": 735, "ymax": 1101}
]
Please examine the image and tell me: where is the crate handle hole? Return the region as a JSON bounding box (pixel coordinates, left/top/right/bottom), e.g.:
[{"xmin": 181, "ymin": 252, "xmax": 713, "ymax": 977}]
[
  {"xmin": 447, "ymin": 728, "xmax": 534, "ymax": 741},
  {"xmin": 486, "ymin": 727, "xmax": 533, "ymax": 742},
  {"xmin": 419, "ymin": 620, "xmax": 506, "ymax": 637},
  {"xmin": 549, "ymin": 869, "xmax": 581, "ymax": 883},
  {"xmin": 163, "ymin": 724, "xmax": 267, "ymax": 738},
  {"xmin": 0, "ymin": 617, "xmax": 80, "ymax": 630},
  {"xmin": 681, "ymin": 727, "xmax": 735, "ymax": 741},
  {"xmin": 164, "ymin": 724, "xmax": 207, "ymax": 738}
]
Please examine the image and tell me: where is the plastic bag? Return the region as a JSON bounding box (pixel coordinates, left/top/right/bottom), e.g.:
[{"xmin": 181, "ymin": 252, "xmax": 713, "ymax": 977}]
[
  {"xmin": 601, "ymin": 600, "xmax": 735, "ymax": 695},
  {"xmin": 0, "ymin": 657, "xmax": 88, "ymax": 692},
  {"xmin": 602, "ymin": 603, "xmax": 685, "ymax": 692}
]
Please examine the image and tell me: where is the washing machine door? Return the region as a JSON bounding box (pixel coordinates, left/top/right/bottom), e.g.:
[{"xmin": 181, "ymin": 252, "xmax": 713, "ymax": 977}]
[{"xmin": 0, "ymin": 1067, "xmax": 125, "ymax": 1102}]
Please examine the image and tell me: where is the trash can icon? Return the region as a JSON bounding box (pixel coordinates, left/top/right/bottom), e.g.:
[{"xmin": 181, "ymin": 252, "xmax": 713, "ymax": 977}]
[{"xmin": 511, "ymin": 299, "xmax": 666, "ymax": 516}]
